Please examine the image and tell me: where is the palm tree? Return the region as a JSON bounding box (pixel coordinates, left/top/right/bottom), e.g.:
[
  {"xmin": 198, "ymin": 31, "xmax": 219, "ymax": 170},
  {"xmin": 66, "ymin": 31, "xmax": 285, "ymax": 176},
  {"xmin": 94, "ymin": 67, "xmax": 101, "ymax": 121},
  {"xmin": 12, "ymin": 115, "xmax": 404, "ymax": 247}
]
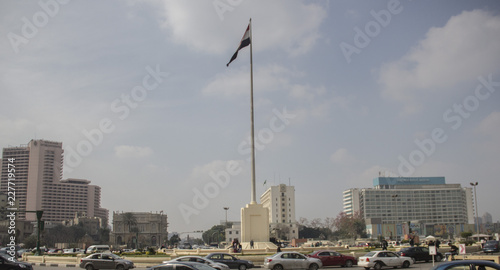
[
  {"xmin": 122, "ymin": 212, "xmax": 137, "ymax": 247},
  {"xmin": 122, "ymin": 212, "xmax": 138, "ymax": 232}
]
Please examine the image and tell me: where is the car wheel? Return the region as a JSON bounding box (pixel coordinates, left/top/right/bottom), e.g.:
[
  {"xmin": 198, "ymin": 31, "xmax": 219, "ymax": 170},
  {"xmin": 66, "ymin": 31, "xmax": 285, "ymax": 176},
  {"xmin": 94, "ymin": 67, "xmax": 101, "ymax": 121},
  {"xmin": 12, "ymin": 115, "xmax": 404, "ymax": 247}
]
[
  {"xmin": 309, "ymin": 263, "xmax": 319, "ymax": 270},
  {"xmin": 273, "ymin": 264, "xmax": 284, "ymax": 270},
  {"xmin": 116, "ymin": 265, "xmax": 125, "ymax": 270},
  {"xmin": 364, "ymin": 268, "xmax": 371, "ymax": 270},
  {"xmin": 345, "ymin": 260, "xmax": 353, "ymax": 268},
  {"xmin": 374, "ymin": 262, "xmax": 382, "ymax": 270},
  {"xmin": 402, "ymin": 261, "xmax": 410, "ymax": 268},
  {"xmin": 435, "ymin": 255, "xmax": 442, "ymax": 262},
  {"xmin": 239, "ymin": 265, "xmax": 247, "ymax": 270},
  {"xmin": 86, "ymin": 265, "xmax": 94, "ymax": 270}
]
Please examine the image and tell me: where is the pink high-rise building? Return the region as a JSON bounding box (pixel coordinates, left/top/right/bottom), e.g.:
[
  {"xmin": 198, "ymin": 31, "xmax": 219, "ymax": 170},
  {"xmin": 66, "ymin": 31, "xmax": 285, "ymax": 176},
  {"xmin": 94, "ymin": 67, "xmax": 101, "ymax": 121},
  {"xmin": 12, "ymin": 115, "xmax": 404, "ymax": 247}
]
[{"xmin": 0, "ymin": 139, "xmax": 108, "ymax": 223}]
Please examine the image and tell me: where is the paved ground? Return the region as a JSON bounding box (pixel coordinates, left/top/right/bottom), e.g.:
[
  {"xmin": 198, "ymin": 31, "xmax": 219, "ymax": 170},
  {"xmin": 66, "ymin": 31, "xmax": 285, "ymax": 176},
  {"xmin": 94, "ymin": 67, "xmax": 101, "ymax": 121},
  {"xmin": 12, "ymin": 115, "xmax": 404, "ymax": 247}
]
[{"xmin": 33, "ymin": 261, "xmax": 445, "ymax": 270}]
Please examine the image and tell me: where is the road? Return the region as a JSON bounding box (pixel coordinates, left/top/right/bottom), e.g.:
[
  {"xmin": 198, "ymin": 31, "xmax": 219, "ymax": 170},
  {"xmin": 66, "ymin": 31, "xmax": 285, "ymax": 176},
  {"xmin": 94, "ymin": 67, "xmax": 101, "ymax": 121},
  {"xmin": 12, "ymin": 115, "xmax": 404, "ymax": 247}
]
[{"xmin": 33, "ymin": 261, "xmax": 444, "ymax": 270}]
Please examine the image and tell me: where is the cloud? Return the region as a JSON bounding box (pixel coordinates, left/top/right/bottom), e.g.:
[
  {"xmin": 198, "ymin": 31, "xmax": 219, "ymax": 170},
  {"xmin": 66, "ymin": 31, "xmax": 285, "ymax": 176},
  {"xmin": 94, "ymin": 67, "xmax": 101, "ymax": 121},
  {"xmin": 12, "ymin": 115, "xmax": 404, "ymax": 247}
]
[
  {"xmin": 330, "ymin": 148, "xmax": 356, "ymax": 164},
  {"xmin": 114, "ymin": 145, "xmax": 153, "ymax": 158},
  {"xmin": 378, "ymin": 10, "xmax": 500, "ymax": 112},
  {"xmin": 156, "ymin": 1, "xmax": 326, "ymax": 56},
  {"xmin": 202, "ymin": 64, "xmax": 300, "ymax": 97},
  {"xmin": 476, "ymin": 111, "xmax": 500, "ymax": 137}
]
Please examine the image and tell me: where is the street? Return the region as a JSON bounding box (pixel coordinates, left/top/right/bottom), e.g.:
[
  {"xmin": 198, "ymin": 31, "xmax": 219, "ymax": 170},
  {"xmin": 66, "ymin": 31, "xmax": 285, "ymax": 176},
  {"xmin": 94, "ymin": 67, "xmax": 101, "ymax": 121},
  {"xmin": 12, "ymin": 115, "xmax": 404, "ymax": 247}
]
[{"xmin": 33, "ymin": 261, "xmax": 444, "ymax": 270}]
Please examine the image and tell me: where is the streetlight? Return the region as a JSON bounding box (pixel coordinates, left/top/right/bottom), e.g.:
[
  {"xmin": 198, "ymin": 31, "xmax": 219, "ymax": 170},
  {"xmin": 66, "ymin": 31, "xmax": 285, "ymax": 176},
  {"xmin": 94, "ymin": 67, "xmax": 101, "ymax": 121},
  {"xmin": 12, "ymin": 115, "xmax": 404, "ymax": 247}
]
[
  {"xmin": 470, "ymin": 182, "xmax": 479, "ymax": 242},
  {"xmin": 223, "ymin": 207, "xmax": 229, "ymax": 227}
]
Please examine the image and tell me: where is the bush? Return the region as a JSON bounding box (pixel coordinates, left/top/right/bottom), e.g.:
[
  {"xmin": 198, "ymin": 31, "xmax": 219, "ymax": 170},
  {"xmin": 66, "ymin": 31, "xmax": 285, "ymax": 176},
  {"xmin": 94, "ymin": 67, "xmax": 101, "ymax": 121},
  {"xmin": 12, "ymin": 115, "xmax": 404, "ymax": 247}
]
[{"xmin": 147, "ymin": 247, "xmax": 156, "ymax": 255}]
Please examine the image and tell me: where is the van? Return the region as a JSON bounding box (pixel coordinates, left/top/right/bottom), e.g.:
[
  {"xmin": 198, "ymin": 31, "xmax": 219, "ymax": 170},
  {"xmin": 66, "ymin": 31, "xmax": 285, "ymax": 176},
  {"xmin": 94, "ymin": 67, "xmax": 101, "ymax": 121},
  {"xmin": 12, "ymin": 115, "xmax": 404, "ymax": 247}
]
[{"xmin": 86, "ymin": 245, "xmax": 110, "ymax": 253}]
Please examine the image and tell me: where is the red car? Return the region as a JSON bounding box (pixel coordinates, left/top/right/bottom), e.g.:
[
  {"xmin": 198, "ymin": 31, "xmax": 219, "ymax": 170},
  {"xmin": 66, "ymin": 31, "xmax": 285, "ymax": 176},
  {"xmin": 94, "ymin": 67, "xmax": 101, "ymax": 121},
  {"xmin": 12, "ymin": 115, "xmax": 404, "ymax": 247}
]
[{"xmin": 307, "ymin": 250, "xmax": 357, "ymax": 267}]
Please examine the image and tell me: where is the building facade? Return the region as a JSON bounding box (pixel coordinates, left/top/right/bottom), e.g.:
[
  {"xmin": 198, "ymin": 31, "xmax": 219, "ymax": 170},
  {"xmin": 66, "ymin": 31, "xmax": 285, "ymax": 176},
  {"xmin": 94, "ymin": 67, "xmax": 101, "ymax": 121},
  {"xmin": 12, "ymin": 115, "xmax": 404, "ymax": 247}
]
[
  {"xmin": 0, "ymin": 139, "xmax": 108, "ymax": 222},
  {"xmin": 260, "ymin": 184, "xmax": 299, "ymax": 241},
  {"xmin": 343, "ymin": 176, "xmax": 475, "ymax": 240},
  {"xmin": 111, "ymin": 211, "xmax": 168, "ymax": 249}
]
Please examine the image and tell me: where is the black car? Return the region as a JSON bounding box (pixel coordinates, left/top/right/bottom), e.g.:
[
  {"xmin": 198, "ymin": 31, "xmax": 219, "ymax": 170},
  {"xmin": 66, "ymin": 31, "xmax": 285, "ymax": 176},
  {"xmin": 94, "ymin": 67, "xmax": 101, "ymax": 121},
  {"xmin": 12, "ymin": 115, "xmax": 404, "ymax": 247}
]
[
  {"xmin": 148, "ymin": 262, "xmax": 217, "ymax": 270},
  {"xmin": 398, "ymin": 246, "xmax": 442, "ymax": 263},
  {"xmin": 205, "ymin": 253, "xmax": 254, "ymax": 270},
  {"xmin": 484, "ymin": 240, "xmax": 500, "ymax": 254},
  {"xmin": 0, "ymin": 253, "xmax": 33, "ymax": 270}
]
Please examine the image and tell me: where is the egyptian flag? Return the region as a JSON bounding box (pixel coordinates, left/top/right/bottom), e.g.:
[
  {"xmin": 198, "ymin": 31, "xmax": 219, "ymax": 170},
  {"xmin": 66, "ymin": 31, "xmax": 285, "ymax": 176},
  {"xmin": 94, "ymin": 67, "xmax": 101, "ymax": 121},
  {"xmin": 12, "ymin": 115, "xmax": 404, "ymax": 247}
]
[{"xmin": 226, "ymin": 23, "xmax": 251, "ymax": 67}]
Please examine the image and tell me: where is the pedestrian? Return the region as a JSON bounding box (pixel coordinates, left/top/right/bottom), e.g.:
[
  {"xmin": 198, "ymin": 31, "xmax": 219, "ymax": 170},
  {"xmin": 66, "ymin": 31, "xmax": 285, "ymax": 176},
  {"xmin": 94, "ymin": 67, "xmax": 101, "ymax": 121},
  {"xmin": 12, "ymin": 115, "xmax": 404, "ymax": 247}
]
[
  {"xmin": 409, "ymin": 236, "xmax": 415, "ymax": 247},
  {"xmin": 250, "ymin": 240, "xmax": 254, "ymax": 249},
  {"xmin": 436, "ymin": 239, "xmax": 441, "ymax": 250},
  {"xmin": 277, "ymin": 245, "xmax": 282, "ymax": 253},
  {"xmin": 444, "ymin": 242, "xmax": 458, "ymax": 261},
  {"xmin": 381, "ymin": 239, "xmax": 388, "ymax": 250}
]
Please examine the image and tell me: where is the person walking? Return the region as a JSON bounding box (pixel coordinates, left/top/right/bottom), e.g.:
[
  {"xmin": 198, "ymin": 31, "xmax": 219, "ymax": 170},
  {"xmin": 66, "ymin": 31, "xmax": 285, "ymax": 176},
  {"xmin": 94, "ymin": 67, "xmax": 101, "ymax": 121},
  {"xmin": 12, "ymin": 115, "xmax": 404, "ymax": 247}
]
[
  {"xmin": 250, "ymin": 240, "xmax": 254, "ymax": 249},
  {"xmin": 381, "ymin": 239, "xmax": 388, "ymax": 250}
]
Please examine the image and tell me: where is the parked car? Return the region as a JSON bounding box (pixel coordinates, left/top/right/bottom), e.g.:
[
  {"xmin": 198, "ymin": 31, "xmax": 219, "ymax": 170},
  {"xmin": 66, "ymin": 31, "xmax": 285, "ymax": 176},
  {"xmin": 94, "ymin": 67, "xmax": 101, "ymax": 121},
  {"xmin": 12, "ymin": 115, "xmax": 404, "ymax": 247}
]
[
  {"xmin": 483, "ymin": 240, "xmax": 500, "ymax": 254},
  {"xmin": 148, "ymin": 261, "xmax": 217, "ymax": 270},
  {"xmin": 358, "ymin": 251, "xmax": 413, "ymax": 270},
  {"xmin": 0, "ymin": 253, "xmax": 33, "ymax": 270},
  {"xmin": 205, "ymin": 253, "xmax": 254, "ymax": 270},
  {"xmin": 79, "ymin": 253, "xmax": 134, "ymax": 270},
  {"xmin": 306, "ymin": 250, "xmax": 356, "ymax": 267},
  {"xmin": 397, "ymin": 246, "xmax": 443, "ymax": 263},
  {"xmin": 429, "ymin": 260, "xmax": 500, "ymax": 270},
  {"xmin": 165, "ymin": 256, "xmax": 230, "ymax": 270},
  {"xmin": 86, "ymin": 245, "xmax": 111, "ymax": 254},
  {"xmin": 263, "ymin": 251, "xmax": 322, "ymax": 270}
]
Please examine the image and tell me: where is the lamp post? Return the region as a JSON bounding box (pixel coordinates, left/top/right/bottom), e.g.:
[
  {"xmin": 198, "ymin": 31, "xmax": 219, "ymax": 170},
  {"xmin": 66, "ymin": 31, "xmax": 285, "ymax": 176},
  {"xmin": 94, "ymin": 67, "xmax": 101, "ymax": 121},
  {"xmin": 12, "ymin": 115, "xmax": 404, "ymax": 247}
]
[
  {"xmin": 470, "ymin": 182, "xmax": 479, "ymax": 242},
  {"xmin": 223, "ymin": 207, "xmax": 229, "ymax": 227}
]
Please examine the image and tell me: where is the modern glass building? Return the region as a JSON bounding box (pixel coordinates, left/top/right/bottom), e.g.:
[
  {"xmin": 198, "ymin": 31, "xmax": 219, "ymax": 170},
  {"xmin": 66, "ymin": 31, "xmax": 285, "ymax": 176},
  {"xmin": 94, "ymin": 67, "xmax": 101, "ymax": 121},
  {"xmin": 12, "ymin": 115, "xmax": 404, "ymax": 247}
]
[{"xmin": 343, "ymin": 177, "xmax": 475, "ymax": 226}]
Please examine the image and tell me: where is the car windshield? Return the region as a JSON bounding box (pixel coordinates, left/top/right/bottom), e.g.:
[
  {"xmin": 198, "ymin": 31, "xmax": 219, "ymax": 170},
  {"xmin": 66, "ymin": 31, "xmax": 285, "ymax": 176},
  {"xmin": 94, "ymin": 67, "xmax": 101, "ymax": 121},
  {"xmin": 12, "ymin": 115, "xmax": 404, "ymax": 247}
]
[
  {"xmin": 364, "ymin": 252, "xmax": 376, "ymax": 257},
  {"xmin": 192, "ymin": 263, "xmax": 217, "ymax": 270},
  {"xmin": 0, "ymin": 253, "xmax": 19, "ymax": 262},
  {"xmin": 109, "ymin": 254, "xmax": 122, "ymax": 259}
]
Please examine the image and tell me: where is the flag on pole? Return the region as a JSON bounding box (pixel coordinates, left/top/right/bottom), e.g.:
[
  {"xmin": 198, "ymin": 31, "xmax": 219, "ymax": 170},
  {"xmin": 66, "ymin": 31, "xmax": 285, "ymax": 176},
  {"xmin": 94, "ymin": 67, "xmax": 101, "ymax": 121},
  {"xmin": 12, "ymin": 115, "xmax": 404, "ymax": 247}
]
[{"xmin": 226, "ymin": 23, "xmax": 251, "ymax": 67}]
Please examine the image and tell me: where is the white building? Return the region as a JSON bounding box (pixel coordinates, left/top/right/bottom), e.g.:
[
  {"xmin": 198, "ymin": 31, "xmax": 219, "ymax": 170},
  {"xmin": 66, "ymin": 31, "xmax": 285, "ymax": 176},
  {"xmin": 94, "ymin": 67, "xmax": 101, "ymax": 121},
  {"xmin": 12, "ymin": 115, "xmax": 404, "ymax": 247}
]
[
  {"xmin": 343, "ymin": 176, "xmax": 475, "ymax": 239},
  {"xmin": 260, "ymin": 184, "xmax": 299, "ymax": 241}
]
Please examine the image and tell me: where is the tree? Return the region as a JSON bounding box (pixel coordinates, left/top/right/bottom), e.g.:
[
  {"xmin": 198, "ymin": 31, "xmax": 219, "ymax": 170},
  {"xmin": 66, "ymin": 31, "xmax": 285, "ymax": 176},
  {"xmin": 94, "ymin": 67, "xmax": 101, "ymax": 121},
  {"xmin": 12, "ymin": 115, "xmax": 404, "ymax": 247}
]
[
  {"xmin": 461, "ymin": 231, "xmax": 473, "ymax": 238},
  {"xmin": 333, "ymin": 211, "xmax": 366, "ymax": 239},
  {"xmin": 202, "ymin": 225, "xmax": 225, "ymax": 245},
  {"xmin": 168, "ymin": 234, "xmax": 181, "ymax": 246},
  {"xmin": 23, "ymin": 235, "xmax": 38, "ymax": 249},
  {"xmin": 122, "ymin": 212, "xmax": 138, "ymax": 233}
]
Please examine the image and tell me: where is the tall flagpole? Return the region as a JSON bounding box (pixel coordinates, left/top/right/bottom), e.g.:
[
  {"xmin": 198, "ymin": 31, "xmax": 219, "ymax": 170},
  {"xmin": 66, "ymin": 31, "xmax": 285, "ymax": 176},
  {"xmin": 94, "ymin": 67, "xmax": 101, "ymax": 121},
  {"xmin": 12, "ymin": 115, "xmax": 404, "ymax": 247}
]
[{"xmin": 249, "ymin": 18, "xmax": 256, "ymax": 204}]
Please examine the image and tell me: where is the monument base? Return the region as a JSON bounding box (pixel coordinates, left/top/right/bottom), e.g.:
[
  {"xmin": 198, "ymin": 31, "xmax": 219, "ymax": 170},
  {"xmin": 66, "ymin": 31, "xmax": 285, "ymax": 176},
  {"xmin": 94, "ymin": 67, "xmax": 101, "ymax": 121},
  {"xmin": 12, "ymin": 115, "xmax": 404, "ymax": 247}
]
[{"xmin": 241, "ymin": 202, "xmax": 269, "ymax": 243}]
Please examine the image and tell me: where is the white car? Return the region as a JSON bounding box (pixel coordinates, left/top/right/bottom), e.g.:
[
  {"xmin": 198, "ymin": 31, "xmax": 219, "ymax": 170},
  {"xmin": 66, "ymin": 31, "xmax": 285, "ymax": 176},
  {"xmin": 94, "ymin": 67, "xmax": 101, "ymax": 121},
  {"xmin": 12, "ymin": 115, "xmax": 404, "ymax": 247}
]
[
  {"xmin": 164, "ymin": 256, "xmax": 230, "ymax": 270},
  {"xmin": 263, "ymin": 252, "xmax": 322, "ymax": 270},
  {"xmin": 358, "ymin": 251, "xmax": 413, "ymax": 270}
]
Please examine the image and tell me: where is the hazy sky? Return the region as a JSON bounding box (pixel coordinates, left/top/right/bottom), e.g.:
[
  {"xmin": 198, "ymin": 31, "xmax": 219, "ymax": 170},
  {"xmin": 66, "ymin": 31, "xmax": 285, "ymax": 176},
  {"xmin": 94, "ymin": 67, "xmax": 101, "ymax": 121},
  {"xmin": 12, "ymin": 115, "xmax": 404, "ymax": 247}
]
[{"xmin": 1, "ymin": 0, "xmax": 499, "ymax": 234}]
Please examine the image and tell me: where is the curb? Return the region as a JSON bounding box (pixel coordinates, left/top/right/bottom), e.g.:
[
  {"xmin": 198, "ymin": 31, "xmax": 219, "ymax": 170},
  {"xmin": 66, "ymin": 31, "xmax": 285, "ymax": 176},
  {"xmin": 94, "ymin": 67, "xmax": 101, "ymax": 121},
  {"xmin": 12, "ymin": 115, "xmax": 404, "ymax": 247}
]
[{"xmin": 33, "ymin": 263, "xmax": 77, "ymax": 267}]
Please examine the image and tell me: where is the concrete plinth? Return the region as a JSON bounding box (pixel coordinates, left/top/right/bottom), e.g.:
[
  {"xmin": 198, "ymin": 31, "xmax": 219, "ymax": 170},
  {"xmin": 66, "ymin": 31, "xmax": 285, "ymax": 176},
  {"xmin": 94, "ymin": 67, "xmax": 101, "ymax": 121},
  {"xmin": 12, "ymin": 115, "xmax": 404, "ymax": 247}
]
[{"xmin": 241, "ymin": 202, "xmax": 269, "ymax": 243}]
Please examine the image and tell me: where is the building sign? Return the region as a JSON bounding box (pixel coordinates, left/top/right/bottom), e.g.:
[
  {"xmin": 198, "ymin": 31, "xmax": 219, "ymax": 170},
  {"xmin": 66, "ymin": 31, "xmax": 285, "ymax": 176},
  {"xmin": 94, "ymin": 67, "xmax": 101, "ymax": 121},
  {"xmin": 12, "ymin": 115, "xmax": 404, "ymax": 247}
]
[{"xmin": 373, "ymin": 177, "xmax": 445, "ymax": 186}]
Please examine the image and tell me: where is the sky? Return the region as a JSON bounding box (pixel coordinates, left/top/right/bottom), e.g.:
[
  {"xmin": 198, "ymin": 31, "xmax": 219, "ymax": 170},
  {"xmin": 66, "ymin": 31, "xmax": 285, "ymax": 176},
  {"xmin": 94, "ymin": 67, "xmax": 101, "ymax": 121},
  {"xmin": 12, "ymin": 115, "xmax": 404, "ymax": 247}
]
[{"xmin": 1, "ymin": 0, "xmax": 500, "ymax": 234}]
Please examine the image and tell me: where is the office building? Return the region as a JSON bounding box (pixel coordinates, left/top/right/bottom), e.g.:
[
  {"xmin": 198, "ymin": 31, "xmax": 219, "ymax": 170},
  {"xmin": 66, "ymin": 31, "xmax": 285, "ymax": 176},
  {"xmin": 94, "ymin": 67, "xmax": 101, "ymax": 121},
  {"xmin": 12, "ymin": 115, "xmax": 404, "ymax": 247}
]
[
  {"xmin": 0, "ymin": 139, "xmax": 108, "ymax": 222},
  {"xmin": 260, "ymin": 184, "xmax": 299, "ymax": 240},
  {"xmin": 343, "ymin": 176, "xmax": 475, "ymax": 239}
]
